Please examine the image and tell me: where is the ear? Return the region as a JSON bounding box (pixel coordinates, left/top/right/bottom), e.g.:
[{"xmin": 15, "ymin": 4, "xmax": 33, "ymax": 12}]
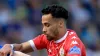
[{"xmin": 58, "ymin": 19, "xmax": 64, "ymax": 28}]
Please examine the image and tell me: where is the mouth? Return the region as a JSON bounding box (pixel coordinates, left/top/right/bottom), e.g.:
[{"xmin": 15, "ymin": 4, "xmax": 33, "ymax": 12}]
[
  {"xmin": 43, "ymin": 33, "xmax": 48, "ymax": 37},
  {"xmin": 44, "ymin": 34, "xmax": 49, "ymax": 38},
  {"xmin": 43, "ymin": 33, "xmax": 48, "ymax": 36}
]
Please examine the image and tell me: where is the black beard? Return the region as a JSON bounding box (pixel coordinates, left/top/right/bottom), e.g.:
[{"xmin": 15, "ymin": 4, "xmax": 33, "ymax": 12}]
[{"xmin": 46, "ymin": 35, "xmax": 53, "ymax": 41}]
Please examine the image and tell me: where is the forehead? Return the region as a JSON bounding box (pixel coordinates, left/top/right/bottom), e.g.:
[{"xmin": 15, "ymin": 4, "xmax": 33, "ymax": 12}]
[{"xmin": 42, "ymin": 14, "xmax": 54, "ymax": 23}]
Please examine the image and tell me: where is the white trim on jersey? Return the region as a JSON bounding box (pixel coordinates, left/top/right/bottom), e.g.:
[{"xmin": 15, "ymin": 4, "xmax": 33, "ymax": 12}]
[
  {"xmin": 55, "ymin": 31, "xmax": 69, "ymax": 43},
  {"xmin": 28, "ymin": 40, "xmax": 37, "ymax": 50}
]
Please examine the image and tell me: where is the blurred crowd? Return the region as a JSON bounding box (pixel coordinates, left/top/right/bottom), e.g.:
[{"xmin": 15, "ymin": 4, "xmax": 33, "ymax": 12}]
[{"xmin": 0, "ymin": 0, "xmax": 100, "ymax": 56}]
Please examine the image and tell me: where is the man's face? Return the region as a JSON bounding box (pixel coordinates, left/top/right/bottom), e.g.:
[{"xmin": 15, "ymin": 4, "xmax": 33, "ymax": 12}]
[{"xmin": 42, "ymin": 14, "xmax": 59, "ymax": 41}]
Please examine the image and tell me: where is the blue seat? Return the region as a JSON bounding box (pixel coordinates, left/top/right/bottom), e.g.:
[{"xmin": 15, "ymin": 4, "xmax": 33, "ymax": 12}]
[{"xmin": 0, "ymin": 46, "xmax": 2, "ymax": 49}]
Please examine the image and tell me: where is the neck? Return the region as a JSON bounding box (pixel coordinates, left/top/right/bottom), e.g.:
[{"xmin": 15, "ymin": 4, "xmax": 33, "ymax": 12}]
[{"xmin": 54, "ymin": 28, "xmax": 67, "ymax": 41}]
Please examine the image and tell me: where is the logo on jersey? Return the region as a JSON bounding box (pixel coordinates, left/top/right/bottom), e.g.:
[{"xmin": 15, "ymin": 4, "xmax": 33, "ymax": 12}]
[
  {"xmin": 59, "ymin": 47, "xmax": 64, "ymax": 56},
  {"xmin": 71, "ymin": 36, "xmax": 76, "ymax": 39},
  {"xmin": 71, "ymin": 41, "xmax": 79, "ymax": 45},
  {"xmin": 69, "ymin": 32, "xmax": 74, "ymax": 35},
  {"xmin": 68, "ymin": 46, "xmax": 81, "ymax": 54}
]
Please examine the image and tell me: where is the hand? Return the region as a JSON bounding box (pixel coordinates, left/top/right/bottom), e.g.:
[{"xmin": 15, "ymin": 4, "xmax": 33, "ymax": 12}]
[{"xmin": 0, "ymin": 44, "xmax": 14, "ymax": 56}]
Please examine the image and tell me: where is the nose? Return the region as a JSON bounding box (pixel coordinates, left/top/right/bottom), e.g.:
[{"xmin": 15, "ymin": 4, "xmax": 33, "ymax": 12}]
[{"xmin": 42, "ymin": 27, "xmax": 47, "ymax": 34}]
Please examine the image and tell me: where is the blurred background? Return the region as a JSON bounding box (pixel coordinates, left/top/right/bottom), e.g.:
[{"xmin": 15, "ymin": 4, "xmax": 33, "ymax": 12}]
[{"xmin": 0, "ymin": 0, "xmax": 100, "ymax": 56}]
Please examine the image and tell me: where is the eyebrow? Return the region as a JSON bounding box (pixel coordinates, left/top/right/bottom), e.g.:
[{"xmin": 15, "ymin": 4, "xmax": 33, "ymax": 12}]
[
  {"xmin": 42, "ymin": 21, "xmax": 50, "ymax": 24},
  {"xmin": 43, "ymin": 22, "xmax": 50, "ymax": 25}
]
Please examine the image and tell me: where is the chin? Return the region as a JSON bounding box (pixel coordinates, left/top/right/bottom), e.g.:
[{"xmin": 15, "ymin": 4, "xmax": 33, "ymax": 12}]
[
  {"xmin": 47, "ymin": 38, "xmax": 53, "ymax": 41},
  {"xmin": 46, "ymin": 36, "xmax": 53, "ymax": 41}
]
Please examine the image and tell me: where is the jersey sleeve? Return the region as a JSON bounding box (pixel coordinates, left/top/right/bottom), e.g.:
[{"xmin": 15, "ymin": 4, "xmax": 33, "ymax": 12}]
[
  {"xmin": 66, "ymin": 31, "xmax": 86, "ymax": 56},
  {"xmin": 28, "ymin": 34, "xmax": 47, "ymax": 51}
]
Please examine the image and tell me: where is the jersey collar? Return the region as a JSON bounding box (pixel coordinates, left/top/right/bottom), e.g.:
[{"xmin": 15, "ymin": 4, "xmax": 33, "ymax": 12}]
[{"xmin": 54, "ymin": 31, "xmax": 68, "ymax": 43}]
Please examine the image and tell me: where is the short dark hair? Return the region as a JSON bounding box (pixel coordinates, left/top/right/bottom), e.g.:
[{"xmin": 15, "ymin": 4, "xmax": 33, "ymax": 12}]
[{"xmin": 41, "ymin": 5, "xmax": 68, "ymax": 20}]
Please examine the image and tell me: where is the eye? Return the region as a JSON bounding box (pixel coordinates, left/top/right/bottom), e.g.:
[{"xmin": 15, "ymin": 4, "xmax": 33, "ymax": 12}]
[
  {"xmin": 44, "ymin": 23, "xmax": 50, "ymax": 27},
  {"xmin": 46, "ymin": 24, "xmax": 50, "ymax": 27}
]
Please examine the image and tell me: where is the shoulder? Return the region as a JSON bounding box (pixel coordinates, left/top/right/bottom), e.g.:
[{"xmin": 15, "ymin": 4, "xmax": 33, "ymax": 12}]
[
  {"xmin": 67, "ymin": 29, "xmax": 76, "ymax": 35},
  {"xmin": 67, "ymin": 29, "xmax": 79, "ymax": 39},
  {"xmin": 66, "ymin": 29, "xmax": 82, "ymax": 45},
  {"xmin": 65, "ymin": 29, "xmax": 86, "ymax": 55}
]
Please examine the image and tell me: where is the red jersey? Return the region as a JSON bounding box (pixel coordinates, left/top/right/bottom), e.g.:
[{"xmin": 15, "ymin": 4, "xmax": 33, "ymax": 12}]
[{"xmin": 29, "ymin": 29, "xmax": 86, "ymax": 56}]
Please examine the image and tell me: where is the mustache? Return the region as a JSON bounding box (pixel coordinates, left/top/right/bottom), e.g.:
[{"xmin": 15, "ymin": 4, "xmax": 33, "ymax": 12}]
[
  {"xmin": 43, "ymin": 31, "xmax": 47, "ymax": 35},
  {"xmin": 43, "ymin": 32, "xmax": 49, "ymax": 37}
]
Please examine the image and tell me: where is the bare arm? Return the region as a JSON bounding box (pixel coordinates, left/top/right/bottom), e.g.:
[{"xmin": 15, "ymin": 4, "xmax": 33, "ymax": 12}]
[
  {"xmin": 14, "ymin": 51, "xmax": 31, "ymax": 56},
  {"xmin": 20, "ymin": 42, "xmax": 34, "ymax": 53},
  {"xmin": 0, "ymin": 41, "xmax": 34, "ymax": 56}
]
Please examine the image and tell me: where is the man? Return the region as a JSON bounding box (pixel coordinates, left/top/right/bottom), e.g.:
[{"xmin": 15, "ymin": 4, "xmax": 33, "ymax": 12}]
[{"xmin": 0, "ymin": 5, "xmax": 86, "ymax": 56}]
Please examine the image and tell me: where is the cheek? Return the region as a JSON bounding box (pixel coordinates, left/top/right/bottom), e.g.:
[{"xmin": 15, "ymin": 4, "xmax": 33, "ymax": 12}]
[
  {"xmin": 47, "ymin": 27, "xmax": 53, "ymax": 33},
  {"xmin": 48, "ymin": 26, "xmax": 58, "ymax": 35},
  {"xmin": 46, "ymin": 26, "xmax": 54, "ymax": 33}
]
